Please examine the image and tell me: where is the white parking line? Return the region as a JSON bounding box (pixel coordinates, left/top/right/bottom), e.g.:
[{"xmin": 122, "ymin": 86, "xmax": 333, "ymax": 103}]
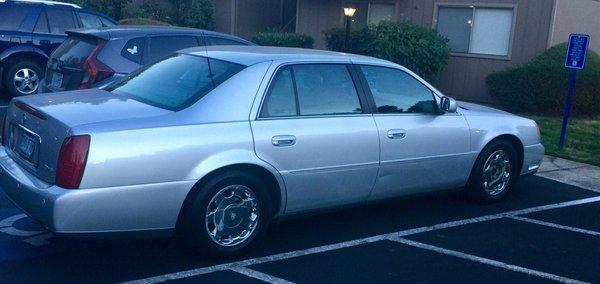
[
  {"xmin": 389, "ymin": 237, "xmax": 588, "ymax": 284},
  {"xmin": 230, "ymin": 267, "xmax": 295, "ymax": 284},
  {"xmin": 510, "ymin": 216, "xmax": 600, "ymax": 236},
  {"xmin": 123, "ymin": 196, "xmax": 600, "ymax": 284}
]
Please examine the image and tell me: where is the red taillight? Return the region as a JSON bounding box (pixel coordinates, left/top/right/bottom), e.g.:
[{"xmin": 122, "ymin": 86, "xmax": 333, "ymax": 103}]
[
  {"xmin": 56, "ymin": 135, "xmax": 90, "ymax": 189},
  {"xmin": 80, "ymin": 40, "xmax": 114, "ymax": 89}
]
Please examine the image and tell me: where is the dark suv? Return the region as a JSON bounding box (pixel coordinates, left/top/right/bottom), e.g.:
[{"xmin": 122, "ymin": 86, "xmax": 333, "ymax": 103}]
[
  {"xmin": 0, "ymin": 0, "xmax": 116, "ymax": 97},
  {"xmin": 40, "ymin": 26, "xmax": 253, "ymax": 93}
]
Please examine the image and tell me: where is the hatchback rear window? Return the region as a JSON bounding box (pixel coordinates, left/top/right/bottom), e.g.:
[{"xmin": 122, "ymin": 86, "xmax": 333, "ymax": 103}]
[
  {"xmin": 107, "ymin": 54, "xmax": 245, "ymax": 111},
  {"xmin": 50, "ymin": 38, "xmax": 97, "ymax": 69}
]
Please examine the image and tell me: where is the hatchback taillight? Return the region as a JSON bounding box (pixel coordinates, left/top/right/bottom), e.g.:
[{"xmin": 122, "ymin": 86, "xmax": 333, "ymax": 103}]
[
  {"xmin": 80, "ymin": 40, "xmax": 114, "ymax": 89},
  {"xmin": 56, "ymin": 135, "xmax": 90, "ymax": 189}
]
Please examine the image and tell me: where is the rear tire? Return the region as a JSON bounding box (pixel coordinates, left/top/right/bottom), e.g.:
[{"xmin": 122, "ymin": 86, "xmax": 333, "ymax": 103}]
[
  {"xmin": 179, "ymin": 171, "xmax": 272, "ymax": 258},
  {"xmin": 466, "ymin": 140, "xmax": 518, "ymax": 203},
  {"xmin": 3, "ymin": 59, "xmax": 43, "ymax": 97}
]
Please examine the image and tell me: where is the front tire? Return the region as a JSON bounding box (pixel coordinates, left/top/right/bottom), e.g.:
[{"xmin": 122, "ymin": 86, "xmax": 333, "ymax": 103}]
[
  {"xmin": 3, "ymin": 60, "xmax": 43, "ymax": 97},
  {"xmin": 180, "ymin": 171, "xmax": 272, "ymax": 258},
  {"xmin": 466, "ymin": 140, "xmax": 518, "ymax": 203}
]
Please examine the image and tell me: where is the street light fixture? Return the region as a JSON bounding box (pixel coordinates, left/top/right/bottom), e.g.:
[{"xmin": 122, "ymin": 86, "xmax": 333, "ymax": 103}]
[{"xmin": 343, "ymin": 6, "xmax": 357, "ymax": 52}]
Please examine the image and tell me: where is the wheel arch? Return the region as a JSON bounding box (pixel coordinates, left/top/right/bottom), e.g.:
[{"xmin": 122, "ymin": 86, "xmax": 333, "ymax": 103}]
[
  {"xmin": 0, "ymin": 47, "xmax": 48, "ymax": 68},
  {"xmin": 176, "ymin": 163, "xmax": 285, "ymax": 229},
  {"xmin": 476, "ymin": 134, "xmax": 525, "ymax": 177}
]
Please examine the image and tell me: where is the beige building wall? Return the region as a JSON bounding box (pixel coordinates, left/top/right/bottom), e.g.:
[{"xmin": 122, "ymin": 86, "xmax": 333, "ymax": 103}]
[{"xmin": 549, "ymin": 0, "xmax": 600, "ymax": 52}]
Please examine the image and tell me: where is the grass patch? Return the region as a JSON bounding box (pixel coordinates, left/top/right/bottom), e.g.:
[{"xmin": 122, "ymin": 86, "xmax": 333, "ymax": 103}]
[{"xmin": 529, "ymin": 115, "xmax": 600, "ymax": 166}]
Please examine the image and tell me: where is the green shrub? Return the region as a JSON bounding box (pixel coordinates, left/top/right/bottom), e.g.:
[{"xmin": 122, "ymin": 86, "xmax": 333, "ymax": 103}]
[
  {"xmin": 252, "ymin": 32, "xmax": 314, "ymax": 49},
  {"xmin": 324, "ymin": 21, "xmax": 450, "ymax": 79},
  {"xmin": 487, "ymin": 43, "xmax": 600, "ymax": 116},
  {"xmin": 119, "ymin": 18, "xmax": 171, "ymax": 26}
]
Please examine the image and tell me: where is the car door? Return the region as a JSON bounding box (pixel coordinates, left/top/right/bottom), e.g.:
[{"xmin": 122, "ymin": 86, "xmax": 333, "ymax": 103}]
[
  {"xmin": 357, "ymin": 65, "xmax": 473, "ymax": 200},
  {"xmin": 251, "ymin": 63, "xmax": 380, "ymax": 213}
]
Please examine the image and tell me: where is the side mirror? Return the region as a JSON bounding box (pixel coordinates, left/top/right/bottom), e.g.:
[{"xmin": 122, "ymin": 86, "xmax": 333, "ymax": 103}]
[{"xmin": 440, "ymin": 96, "xmax": 458, "ymax": 113}]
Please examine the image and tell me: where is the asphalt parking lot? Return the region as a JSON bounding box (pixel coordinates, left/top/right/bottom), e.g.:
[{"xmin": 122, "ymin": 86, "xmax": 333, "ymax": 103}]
[{"xmin": 0, "ymin": 175, "xmax": 598, "ymax": 283}]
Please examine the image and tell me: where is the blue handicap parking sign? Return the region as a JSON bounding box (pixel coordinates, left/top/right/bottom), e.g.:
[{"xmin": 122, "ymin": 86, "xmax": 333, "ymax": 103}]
[{"xmin": 565, "ymin": 34, "xmax": 590, "ymax": 70}]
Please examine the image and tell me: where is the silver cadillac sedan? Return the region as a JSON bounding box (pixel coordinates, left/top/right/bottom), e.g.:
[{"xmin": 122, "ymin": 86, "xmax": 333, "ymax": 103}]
[{"xmin": 0, "ymin": 46, "xmax": 544, "ymax": 257}]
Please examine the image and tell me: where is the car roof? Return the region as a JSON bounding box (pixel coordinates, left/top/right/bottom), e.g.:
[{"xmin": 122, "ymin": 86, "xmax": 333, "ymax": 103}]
[
  {"xmin": 65, "ymin": 26, "xmax": 253, "ymax": 44},
  {"xmin": 182, "ymin": 45, "xmax": 391, "ymax": 66},
  {"xmin": 1, "ymin": 0, "xmax": 81, "ymax": 8}
]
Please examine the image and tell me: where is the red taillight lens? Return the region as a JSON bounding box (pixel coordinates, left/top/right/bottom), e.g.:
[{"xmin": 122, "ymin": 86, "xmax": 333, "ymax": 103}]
[
  {"xmin": 80, "ymin": 40, "xmax": 114, "ymax": 89},
  {"xmin": 56, "ymin": 135, "xmax": 90, "ymax": 189}
]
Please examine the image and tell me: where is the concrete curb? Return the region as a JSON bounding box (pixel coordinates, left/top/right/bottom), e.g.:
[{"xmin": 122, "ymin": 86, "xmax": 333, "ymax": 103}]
[{"xmin": 536, "ymin": 155, "xmax": 600, "ymax": 193}]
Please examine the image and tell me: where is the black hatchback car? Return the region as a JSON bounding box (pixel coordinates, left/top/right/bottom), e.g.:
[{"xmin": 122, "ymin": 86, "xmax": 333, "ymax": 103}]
[
  {"xmin": 39, "ymin": 26, "xmax": 253, "ymax": 93},
  {"xmin": 0, "ymin": 0, "xmax": 117, "ymax": 97}
]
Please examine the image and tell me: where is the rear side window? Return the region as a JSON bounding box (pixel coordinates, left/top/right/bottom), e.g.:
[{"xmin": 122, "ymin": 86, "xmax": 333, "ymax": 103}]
[
  {"xmin": 261, "ymin": 64, "xmax": 362, "ymax": 117},
  {"xmin": 0, "ymin": 6, "xmax": 30, "ymax": 30},
  {"xmin": 360, "ymin": 65, "xmax": 437, "ymax": 114},
  {"xmin": 50, "ymin": 38, "xmax": 96, "ymax": 69},
  {"xmin": 107, "ymin": 55, "xmax": 246, "ymax": 111},
  {"xmin": 121, "ymin": 37, "xmax": 145, "ymax": 64},
  {"xmin": 207, "ymin": 37, "xmax": 245, "ymax": 46},
  {"xmin": 144, "ymin": 36, "xmax": 199, "ymax": 64},
  {"xmin": 78, "ymin": 12, "xmax": 102, "ymax": 28},
  {"xmin": 34, "ymin": 11, "xmax": 49, "ymax": 33},
  {"xmin": 46, "ymin": 9, "xmax": 76, "ymax": 34}
]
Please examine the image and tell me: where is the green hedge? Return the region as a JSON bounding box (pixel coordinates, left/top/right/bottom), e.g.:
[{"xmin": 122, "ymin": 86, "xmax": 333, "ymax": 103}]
[
  {"xmin": 324, "ymin": 21, "xmax": 450, "ymax": 79},
  {"xmin": 119, "ymin": 18, "xmax": 171, "ymax": 26},
  {"xmin": 252, "ymin": 32, "xmax": 314, "ymax": 49},
  {"xmin": 487, "ymin": 43, "xmax": 600, "ymax": 116}
]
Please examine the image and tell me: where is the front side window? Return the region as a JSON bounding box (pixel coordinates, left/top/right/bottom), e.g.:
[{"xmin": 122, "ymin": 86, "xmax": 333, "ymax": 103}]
[
  {"xmin": 46, "ymin": 8, "xmax": 76, "ymax": 34},
  {"xmin": 0, "ymin": 6, "xmax": 30, "ymax": 30},
  {"xmin": 78, "ymin": 12, "xmax": 102, "ymax": 28},
  {"xmin": 261, "ymin": 64, "xmax": 362, "ymax": 117},
  {"xmin": 107, "ymin": 55, "xmax": 245, "ymax": 111},
  {"xmin": 436, "ymin": 6, "xmax": 514, "ymax": 56},
  {"xmin": 144, "ymin": 36, "xmax": 199, "ymax": 64},
  {"xmin": 361, "ymin": 65, "xmax": 437, "ymax": 114}
]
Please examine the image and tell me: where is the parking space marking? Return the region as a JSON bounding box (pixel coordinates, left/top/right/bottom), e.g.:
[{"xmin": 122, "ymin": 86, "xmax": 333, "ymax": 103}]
[
  {"xmin": 389, "ymin": 237, "xmax": 588, "ymax": 284},
  {"xmin": 124, "ymin": 196, "xmax": 600, "ymax": 284},
  {"xmin": 230, "ymin": 267, "xmax": 295, "ymax": 284},
  {"xmin": 509, "ymin": 216, "xmax": 600, "ymax": 237}
]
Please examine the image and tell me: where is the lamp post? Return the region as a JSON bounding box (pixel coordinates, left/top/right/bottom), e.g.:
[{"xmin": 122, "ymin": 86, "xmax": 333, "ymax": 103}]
[{"xmin": 343, "ymin": 6, "xmax": 356, "ymax": 52}]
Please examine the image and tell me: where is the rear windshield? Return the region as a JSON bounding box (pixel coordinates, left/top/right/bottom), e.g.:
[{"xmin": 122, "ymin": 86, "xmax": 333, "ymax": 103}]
[
  {"xmin": 107, "ymin": 54, "xmax": 246, "ymax": 111},
  {"xmin": 50, "ymin": 38, "xmax": 97, "ymax": 69}
]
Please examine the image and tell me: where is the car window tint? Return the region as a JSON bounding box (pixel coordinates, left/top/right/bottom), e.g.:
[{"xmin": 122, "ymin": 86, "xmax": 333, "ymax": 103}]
[
  {"xmin": 208, "ymin": 37, "xmax": 245, "ymax": 46},
  {"xmin": 46, "ymin": 9, "xmax": 75, "ymax": 34},
  {"xmin": 0, "ymin": 6, "xmax": 30, "ymax": 30},
  {"xmin": 108, "ymin": 55, "xmax": 245, "ymax": 111},
  {"xmin": 99, "ymin": 16, "xmax": 116, "ymax": 27},
  {"xmin": 261, "ymin": 67, "xmax": 297, "ymax": 117},
  {"xmin": 78, "ymin": 12, "xmax": 102, "ymax": 28},
  {"xmin": 121, "ymin": 37, "xmax": 145, "ymax": 64},
  {"xmin": 361, "ymin": 65, "xmax": 437, "ymax": 114},
  {"xmin": 51, "ymin": 37, "xmax": 96, "ymax": 69},
  {"xmin": 34, "ymin": 11, "xmax": 49, "ymax": 33},
  {"xmin": 293, "ymin": 64, "xmax": 362, "ymax": 116},
  {"xmin": 145, "ymin": 36, "xmax": 199, "ymax": 64}
]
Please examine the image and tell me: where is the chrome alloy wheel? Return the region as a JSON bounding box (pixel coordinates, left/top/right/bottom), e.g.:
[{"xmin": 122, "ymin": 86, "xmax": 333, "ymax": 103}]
[
  {"xmin": 205, "ymin": 185, "xmax": 260, "ymax": 247},
  {"xmin": 483, "ymin": 150, "xmax": 512, "ymax": 196},
  {"xmin": 13, "ymin": 68, "xmax": 39, "ymax": 95}
]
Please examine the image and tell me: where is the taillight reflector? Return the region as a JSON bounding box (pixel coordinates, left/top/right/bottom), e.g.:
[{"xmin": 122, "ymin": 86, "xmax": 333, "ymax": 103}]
[{"xmin": 56, "ymin": 135, "xmax": 90, "ymax": 189}]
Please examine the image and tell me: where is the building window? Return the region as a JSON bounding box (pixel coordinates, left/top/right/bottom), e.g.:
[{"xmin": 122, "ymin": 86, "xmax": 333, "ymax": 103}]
[
  {"xmin": 349, "ymin": 2, "xmax": 395, "ymax": 29},
  {"xmin": 436, "ymin": 6, "xmax": 514, "ymax": 57}
]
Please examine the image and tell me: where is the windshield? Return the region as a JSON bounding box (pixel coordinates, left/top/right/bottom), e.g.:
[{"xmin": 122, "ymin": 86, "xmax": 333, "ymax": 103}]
[{"xmin": 107, "ymin": 54, "xmax": 246, "ymax": 111}]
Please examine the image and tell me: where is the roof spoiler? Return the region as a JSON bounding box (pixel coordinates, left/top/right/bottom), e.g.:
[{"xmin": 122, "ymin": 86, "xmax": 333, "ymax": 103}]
[{"xmin": 65, "ymin": 29, "xmax": 110, "ymax": 41}]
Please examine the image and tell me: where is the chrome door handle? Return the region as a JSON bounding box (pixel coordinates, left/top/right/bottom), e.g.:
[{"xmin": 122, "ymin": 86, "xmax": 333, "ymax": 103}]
[
  {"xmin": 272, "ymin": 135, "xmax": 296, "ymax": 147},
  {"xmin": 387, "ymin": 129, "xmax": 407, "ymax": 139}
]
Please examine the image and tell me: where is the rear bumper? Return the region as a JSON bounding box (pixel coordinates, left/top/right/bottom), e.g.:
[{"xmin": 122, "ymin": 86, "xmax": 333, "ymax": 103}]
[
  {"xmin": 0, "ymin": 147, "xmax": 194, "ymax": 234},
  {"xmin": 521, "ymin": 143, "xmax": 545, "ymax": 176}
]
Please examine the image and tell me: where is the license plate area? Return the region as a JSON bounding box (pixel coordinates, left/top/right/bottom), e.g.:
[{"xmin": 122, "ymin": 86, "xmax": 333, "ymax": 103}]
[
  {"xmin": 8, "ymin": 124, "xmax": 41, "ymax": 166},
  {"xmin": 51, "ymin": 72, "xmax": 64, "ymax": 88}
]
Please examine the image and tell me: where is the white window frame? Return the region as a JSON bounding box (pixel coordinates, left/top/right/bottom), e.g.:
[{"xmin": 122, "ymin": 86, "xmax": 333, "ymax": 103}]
[{"xmin": 433, "ymin": 3, "xmax": 518, "ymax": 60}]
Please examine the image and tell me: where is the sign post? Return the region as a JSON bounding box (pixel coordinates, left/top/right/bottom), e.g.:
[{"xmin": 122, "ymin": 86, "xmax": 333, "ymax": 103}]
[{"xmin": 559, "ymin": 34, "xmax": 590, "ymax": 150}]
